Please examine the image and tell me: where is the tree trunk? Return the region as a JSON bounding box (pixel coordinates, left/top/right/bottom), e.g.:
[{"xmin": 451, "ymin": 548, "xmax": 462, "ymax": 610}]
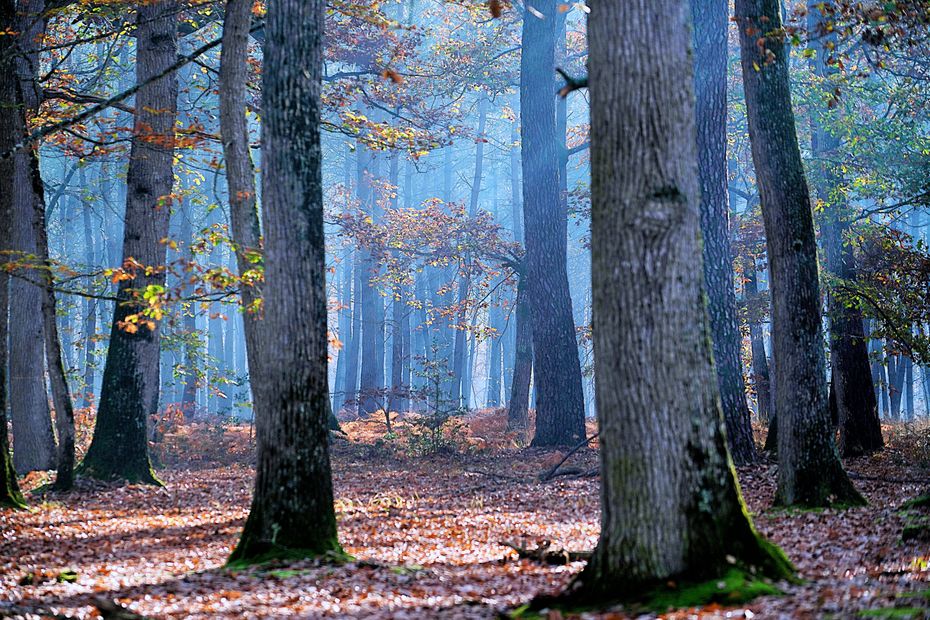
[
  {"xmin": 507, "ymin": 274, "xmax": 532, "ymax": 433},
  {"xmin": 32, "ymin": 154, "xmax": 76, "ymax": 491},
  {"xmin": 78, "ymin": 0, "xmax": 179, "ymax": 485},
  {"xmin": 807, "ymin": 2, "xmax": 883, "ymax": 456},
  {"xmin": 565, "ymin": 1, "xmax": 793, "ymax": 601},
  {"xmin": 693, "ymin": 0, "xmax": 756, "ymax": 464},
  {"xmin": 229, "ymin": 0, "xmax": 341, "ymax": 562},
  {"xmin": 744, "ymin": 259, "xmax": 773, "ymax": 425},
  {"xmin": 333, "ymin": 251, "xmax": 352, "ymax": 413},
  {"xmin": 81, "ymin": 172, "xmax": 98, "ymax": 409},
  {"xmin": 735, "ymin": 0, "xmax": 863, "ymax": 506},
  {"xmin": 0, "ymin": 0, "xmax": 27, "ymax": 506},
  {"xmin": 520, "ymin": 0, "xmax": 585, "ymax": 446},
  {"xmin": 343, "ymin": 256, "xmax": 363, "ymax": 414},
  {"xmin": 219, "ymin": 0, "xmax": 265, "ymax": 421},
  {"xmin": 9, "ymin": 0, "xmax": 55, "ymax": 474},
  {"xmin": 357, "ymin": 148, "xmax": 385, "ymax": 416}
]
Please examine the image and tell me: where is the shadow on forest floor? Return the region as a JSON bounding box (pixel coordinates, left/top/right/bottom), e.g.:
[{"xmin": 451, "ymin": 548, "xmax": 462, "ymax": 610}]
[{"xmin": 1, "ymin": 419, "xmax": 929, "ymax": 619}]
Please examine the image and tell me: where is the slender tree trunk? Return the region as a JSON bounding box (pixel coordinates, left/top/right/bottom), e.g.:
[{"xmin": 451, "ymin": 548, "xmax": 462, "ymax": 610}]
[
  {"xmin": 31, "ymin": 155, "xmax": 76, "ymax": 490},
  {"xmin": 219, "ymin": 0, "xmax": 265, "ymax": 422},
  {"xmin": 507, "ymin": 274, "xmax": 532, "ymax": 433},
  {"xmin": 744, "ymin": 258, "xmax": 773, "ymax": 426},
  {"xmin": 807, "ymin": 2, "xmax": 883, "ymax": 456},
  {"xmin": 520, "ymin": 0, "xmax": 585, "ymax": 446},
  {"xmin": 357, "ymin": 148, "xmax": 385, "ymax": 416},
  {"xmin": 735, "ymin": 0, "xmax": 863, "ymax": 506},
  {"xmin": 333, "ymin": 251, "xmax": 352, "ymax": 413},
  {"xmin": 564, "ymin": 1, "xmax": 792, "ymax": 601},
  {"xmin": 81, "ymin": 172, "xmax": 98, "ymax": 409},
  {"xmin": 79, "ymin": 0, "xmax": 179, "ymax": 485},
  {"xmin": 229, "ymin": 0, "xmax": 341, "ymax": 562},
  {"xmin": 693, "ymin": 0, "xmax": 756, "ymax": 464},
  {"xmin": 344, "ymin": 256, "xmax": 362, "ymax": 414}
]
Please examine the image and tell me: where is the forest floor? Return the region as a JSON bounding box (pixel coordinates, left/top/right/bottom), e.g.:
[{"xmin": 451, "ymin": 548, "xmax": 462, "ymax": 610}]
[{"xmin": 1, "ymin": 411, "xmax": 929, "ymax": 619}]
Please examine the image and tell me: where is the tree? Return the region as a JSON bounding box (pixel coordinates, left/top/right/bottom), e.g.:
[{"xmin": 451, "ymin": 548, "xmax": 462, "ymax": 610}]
[
  {"xmin": 229, "ymin": 0, "xmax": 342, "ymax": 563},
  {"xmin": 520, "ymin": 0, "xmax": 585, "ymax": 446},
  {"xmin": 219, "ymin": 0, "xmax": 265, "ymax": 415},
  {"xmin": 0, "ymin": 0, "xmax": 27, "ymax": 508},
  {"xmin": 79, "ymin": 0, "xmax": 179, "ymax": 485},
  {"xmin": 693, "ymin": 0, "xmax": 756, "ymax": 465},
  {"xmin": 559, "ymin": 0, "xmax": 793, "ymax": 604},
  {"xmin": 9, "ymin": 0, "xmax": 56, "ymax": 474},
  {"xmin": 806, "ymin": 0, "xmax": 883, "ymax": 457},
  {"xmin": 735, "ymin": 0, "xmax": 864, "ymax": 506}
]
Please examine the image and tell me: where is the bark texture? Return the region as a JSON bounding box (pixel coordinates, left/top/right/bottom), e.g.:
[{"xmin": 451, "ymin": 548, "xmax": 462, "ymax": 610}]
[
  {"xmin": 32, "ymin": 158, "xmax": 76, "ymax": 491},
  {"xmin": 507, "ymin": 275, "xmax": 532, "ymax": 433},
  {"xmin": 806, "ymin": 1, "xmax": 883, "ymax": 457},
  {"xmin": 735, "ymin": 0, "xmax": 864, "ymax": 506},
  {"xmin": 10, "ymin": 0, "xmax": 55, "ymax": 474},
  {"xmin": 79, "ymin": 0, "xmax": 179, "ymax": 484},
  {"xmin": 567, "ymin": 0, "xmax": 792, "ymax": 600},
  {"xmin": 0, "ymin": 0, "xmax": 27, "ymax": 507},
  {"xmin": 229, "ymin": 0, "xmax": 341, "ymax": 563},
  {"xmin": 219, "ymin": 0, "xmax": 265, "ymax": 416},
  {"xmin": 693, "ymin": 0, "xmax": 756, "ymax": 465},
  {"xmin": 520, "ymin": 0, "xmax": 585, "ymax": 446}
]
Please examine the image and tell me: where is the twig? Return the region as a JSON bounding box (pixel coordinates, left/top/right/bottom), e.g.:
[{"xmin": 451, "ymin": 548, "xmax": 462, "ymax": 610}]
[
  {"xmin": 540, "ymin": 432, "xmax": 599, "ymax": 481},
  {"xmin": 498, "ymin": 540, "xmax": 592, "ymax": 565}
]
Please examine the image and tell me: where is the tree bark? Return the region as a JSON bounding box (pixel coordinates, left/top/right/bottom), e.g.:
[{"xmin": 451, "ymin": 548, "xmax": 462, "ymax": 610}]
[
  {"xmin": 507, "ymin": 274, "xmax": 532, "ymax": 433},
  {"xmin": 81, "ymin": 171, "xmax": 98, "ymax": 409},
  {"xmin": 744, "ymin": 258, "xmax": 773, "ymax": 426},
  {"xmin": 219, "ymin": 0, "xmax": 265, "ymax": 420},
  {"xmin": 0, "ymin": 0, "xmax": 27, "ymax": 507},
  {"xmin": 806, "ymin": 1, "xmax": 883, "ymax": 457},
  {"xmin": 735, "ymin": 0, "xmax": 864, "ymax": 506},
  {"xmin": 9, "ymin": 0, "xmax": 55, "ymax": 474},
  {"xmin": 520, "ymin": 0, "xmax": 585, "ymax": 446},
  {"xmin": 565, "ymin": 0, "xmax": 792, "ymax": 600},
  {"xmin": 32, "ymin": 154, "xmax": 76, "ymax": 491},
  {"xmin": 693, "ymin": 0, "xmax": 756, "ymax": 465},
  {"xmin": 229, "ymin": 0, "xmax": 341, "ymax": 562},
  {"xmin": 357, "ymin": 148, "xmax": 385, "ymax": 416},
  {"xmin": 79, "ymin": 0, "xmax": 179, "ymax": 485}
]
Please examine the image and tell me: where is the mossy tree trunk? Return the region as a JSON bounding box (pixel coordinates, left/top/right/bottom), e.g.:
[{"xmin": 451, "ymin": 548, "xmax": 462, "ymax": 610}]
[
  {"xmin": 735, "ymin": 0, "xmax": 864, "ymax": 506},
  {"xmin": 520, "ymin": 0, "xmax": 586, "ymax": 447},
  {"xmin": 78, "ymin": 0, "xmax": 179, "ymax": 485},
  {"xmin": 693, "ymin": 0, "xmax": 756, "ymax": 465},
  {"xmin": 229, "ymin": 0, "xmax": 341, "ymax": 563},
  {"xmin": 567, "ymin": 0, "xmax": 793, "ymax": 601},
  {"xmin": 806, "ymin": 1, "xmax": 883, "ymax": 458}
]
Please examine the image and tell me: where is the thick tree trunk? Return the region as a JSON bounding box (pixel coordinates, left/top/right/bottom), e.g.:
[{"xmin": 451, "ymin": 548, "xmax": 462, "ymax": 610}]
[
  {"xmin": 735, "ymin": 0, "xmax": 863, "ymax": 506},
  {"xmin": 219, "ymin": 0, "xmax": 265, "ymax": 420},
  {"xmin": 0, "ymin": 0, "xmax": 27, "ymax": 506},
  {"xmin": 566, "ymin": 0, "xmax": 792, "ymax": 601},
  {"xmin": 693, "ymin": 0, "xmax": 756, "ymax": 465},
  {"xmin": 807, "ymin": 2, "xmax": 883, "ymax": 457},
  {"xmin": 229, "ymin": 0, "xmax": 341, "ymax": 562},
  {"xmin": 9, "ymin": 0, "xmax": 55, "ymax": 474},
  {"xmin": 520, "ymin": 0, "xmax": 585, "ymax": 446},
  {"xmin": 79, "ymin": 0, "xmax": 179, "ymax": 485}
]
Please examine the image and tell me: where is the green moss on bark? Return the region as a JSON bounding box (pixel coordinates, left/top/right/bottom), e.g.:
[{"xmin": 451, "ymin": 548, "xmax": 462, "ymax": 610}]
[{"xmin": 227, "ymin": 537, "xmax": 349, "ymax": 569}]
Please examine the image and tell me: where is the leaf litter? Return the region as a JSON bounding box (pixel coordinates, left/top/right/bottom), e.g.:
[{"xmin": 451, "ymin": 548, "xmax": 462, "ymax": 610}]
[{"xmin": 1, "ymin": 416, "xmax": 928, "ymax": 619}]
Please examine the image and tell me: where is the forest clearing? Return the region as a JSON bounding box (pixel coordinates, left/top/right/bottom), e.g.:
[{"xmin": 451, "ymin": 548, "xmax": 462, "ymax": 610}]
[{"xmin": 2, "ymin": 415, "xmax": 930, "ymax": 619}]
